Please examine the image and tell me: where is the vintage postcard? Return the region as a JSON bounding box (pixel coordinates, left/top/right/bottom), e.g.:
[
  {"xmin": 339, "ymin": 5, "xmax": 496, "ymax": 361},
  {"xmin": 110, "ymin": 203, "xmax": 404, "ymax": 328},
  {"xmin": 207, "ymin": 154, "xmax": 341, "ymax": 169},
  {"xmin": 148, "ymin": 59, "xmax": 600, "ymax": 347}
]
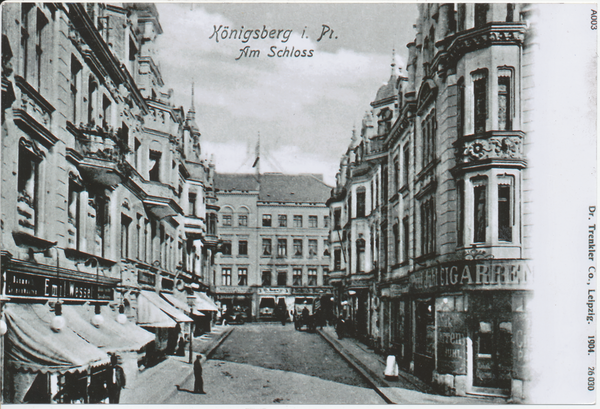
[{"xmin": 0, "ymin": 1, "xmax": 596, "ymax": 406}]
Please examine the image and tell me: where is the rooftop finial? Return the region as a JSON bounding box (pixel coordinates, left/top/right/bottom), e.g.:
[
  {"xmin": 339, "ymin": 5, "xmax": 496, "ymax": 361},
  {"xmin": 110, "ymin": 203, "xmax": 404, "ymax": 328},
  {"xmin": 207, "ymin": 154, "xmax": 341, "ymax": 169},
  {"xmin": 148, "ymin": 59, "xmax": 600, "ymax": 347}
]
[
  {"xmin": 191, "ymin": 80, "xmax": 195, "ymax": 111},
  {"xmin": 391, "ymin": 48, "xmax": 397, "ymax": 76}
]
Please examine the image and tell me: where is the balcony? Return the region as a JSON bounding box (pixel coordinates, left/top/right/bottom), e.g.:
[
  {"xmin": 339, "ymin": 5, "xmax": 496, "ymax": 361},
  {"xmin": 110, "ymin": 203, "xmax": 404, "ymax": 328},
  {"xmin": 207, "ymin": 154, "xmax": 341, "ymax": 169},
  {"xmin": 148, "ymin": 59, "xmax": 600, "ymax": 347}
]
[
  {"xmin": 138, "ymin": 179, "xmax": 182, "ymax": 220},
  {"xmin": 184, "ymin": 215, "xmax": 206, "ymax": 240},
  {"xmin": 454, "ymin": 131, "xmax": 526, "ymax": 173},
  {"xmin": 68, "ymin": 122, "xmax": 130, "ymax": 187}
]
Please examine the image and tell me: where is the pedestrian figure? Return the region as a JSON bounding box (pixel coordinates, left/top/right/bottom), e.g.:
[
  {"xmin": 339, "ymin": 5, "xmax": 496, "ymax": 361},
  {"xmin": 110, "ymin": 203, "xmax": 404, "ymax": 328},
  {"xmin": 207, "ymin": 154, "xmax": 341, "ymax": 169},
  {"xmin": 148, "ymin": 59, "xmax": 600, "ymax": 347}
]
[
  {"xmin": 193, "ymin": 355, "xmax": 206, "ymax": 394},
  {"xmin": 176, "ymin": 335, "xmax": 186, "ymax": 356},
  {"xmin": 109, "ymin": 354, "xmax": 126, "ymax": 403},
  {"xmin": 280, "ymin": 306, "xmax": 287, "ymax": 326}
]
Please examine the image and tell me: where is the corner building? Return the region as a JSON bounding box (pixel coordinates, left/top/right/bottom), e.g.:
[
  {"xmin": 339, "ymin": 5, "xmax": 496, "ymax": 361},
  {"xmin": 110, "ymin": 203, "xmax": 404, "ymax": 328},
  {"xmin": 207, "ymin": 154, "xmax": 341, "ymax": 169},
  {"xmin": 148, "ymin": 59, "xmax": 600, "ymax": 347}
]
[
  {"xmin": 329, "ymin": 3, "xmax": 533, "ymax": 400},
  {"xmin": 1, "ymin": 3, "xmax": 219, "ymax": 403},
  {"xmin": 214, "ymin": 173, "xmax": 333, "ymax": 322}
]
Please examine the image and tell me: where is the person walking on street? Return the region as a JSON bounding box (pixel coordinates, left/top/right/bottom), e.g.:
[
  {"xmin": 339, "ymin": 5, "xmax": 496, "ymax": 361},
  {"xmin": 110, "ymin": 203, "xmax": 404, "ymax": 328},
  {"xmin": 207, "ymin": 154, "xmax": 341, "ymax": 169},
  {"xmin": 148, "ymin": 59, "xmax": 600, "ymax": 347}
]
[
  {"xmin": 109, "ymin": 354, "xmax": 126, "ymax": 403},
  {"xmin": 193, "ymin": 355, "xmax": 206, "ymax": 394}
]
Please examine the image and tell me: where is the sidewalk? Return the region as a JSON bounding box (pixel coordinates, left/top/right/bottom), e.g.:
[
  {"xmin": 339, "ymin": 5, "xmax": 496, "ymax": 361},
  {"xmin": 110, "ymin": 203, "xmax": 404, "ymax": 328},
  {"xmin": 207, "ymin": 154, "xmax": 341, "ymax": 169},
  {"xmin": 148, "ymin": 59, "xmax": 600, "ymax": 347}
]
[
  {"xmin": 121, "ymin": 324, "xmax": 234, "ymax": 404},
  {"xmin": 318, "ymin": 326, "xmax": 506, "ymax": 404}
]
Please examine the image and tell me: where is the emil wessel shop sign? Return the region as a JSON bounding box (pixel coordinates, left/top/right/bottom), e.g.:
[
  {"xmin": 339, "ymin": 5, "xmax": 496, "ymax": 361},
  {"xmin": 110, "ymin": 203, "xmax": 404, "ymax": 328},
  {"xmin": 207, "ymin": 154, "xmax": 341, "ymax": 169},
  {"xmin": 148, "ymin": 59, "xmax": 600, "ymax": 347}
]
[
  {"xmin": 410, "ymin": 259, "xmax": 531, "ymax": 292},
  {"xmin": 5, "ymin": 271, "xmax": 114, "ymax": 301}
]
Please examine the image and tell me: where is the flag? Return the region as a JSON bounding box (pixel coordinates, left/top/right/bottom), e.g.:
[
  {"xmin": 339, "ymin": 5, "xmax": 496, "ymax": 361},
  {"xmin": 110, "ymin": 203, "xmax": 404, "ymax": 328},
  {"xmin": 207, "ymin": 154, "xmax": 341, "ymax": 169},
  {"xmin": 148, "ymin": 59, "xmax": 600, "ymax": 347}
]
[{"xmin": 252, "ymin": 135, "xmax": 260, "ymax": 168}]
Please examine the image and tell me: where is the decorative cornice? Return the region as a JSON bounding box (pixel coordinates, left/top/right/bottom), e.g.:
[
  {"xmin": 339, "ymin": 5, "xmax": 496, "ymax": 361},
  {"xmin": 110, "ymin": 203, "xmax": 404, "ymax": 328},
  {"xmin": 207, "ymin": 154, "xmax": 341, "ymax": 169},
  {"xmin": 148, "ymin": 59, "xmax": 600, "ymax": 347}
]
[{"xmin": 13, "ymin": 109, "xmax": 58, "ymax": 148}]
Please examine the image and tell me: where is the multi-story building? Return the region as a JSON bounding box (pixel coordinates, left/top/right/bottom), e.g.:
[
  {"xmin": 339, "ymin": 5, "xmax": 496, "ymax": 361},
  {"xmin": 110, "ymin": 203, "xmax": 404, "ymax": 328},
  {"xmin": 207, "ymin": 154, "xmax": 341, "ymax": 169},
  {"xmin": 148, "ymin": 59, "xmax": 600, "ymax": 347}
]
[
  {"xmin": 329, "ymin": 3, "xmax": 533, "ymax": 401},
  {"xmin": 0, "ymin": 3, "xmax": 218, "ymax": 403},
  {"xmin": 214, "ymin": 172, "xmax": 333, "ymax": 322}
]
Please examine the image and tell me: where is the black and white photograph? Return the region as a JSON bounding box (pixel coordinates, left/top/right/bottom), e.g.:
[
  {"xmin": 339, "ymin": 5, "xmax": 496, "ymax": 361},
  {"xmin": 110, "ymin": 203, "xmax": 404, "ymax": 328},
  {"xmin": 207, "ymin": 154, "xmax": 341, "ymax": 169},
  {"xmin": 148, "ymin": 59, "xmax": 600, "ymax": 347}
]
[{"xmin": 0, "ymin": 1, "xmax": 596, "ymax": 405}]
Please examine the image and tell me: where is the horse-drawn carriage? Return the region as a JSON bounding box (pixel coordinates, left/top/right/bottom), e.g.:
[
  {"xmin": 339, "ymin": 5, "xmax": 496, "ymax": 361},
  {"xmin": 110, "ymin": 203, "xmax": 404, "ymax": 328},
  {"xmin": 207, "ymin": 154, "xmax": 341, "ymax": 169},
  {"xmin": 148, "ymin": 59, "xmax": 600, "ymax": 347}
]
[{"xmin": 293, "ymin": 297, "xmax": 318, "ymax": 331}]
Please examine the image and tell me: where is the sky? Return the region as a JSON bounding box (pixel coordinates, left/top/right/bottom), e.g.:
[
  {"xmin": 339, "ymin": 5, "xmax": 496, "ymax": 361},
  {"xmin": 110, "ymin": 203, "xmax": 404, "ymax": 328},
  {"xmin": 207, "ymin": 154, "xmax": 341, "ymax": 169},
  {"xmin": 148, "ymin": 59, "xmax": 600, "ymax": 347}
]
[{"xmin": 154, "ymin": 2, "xmax": 419, "ymax": 186}]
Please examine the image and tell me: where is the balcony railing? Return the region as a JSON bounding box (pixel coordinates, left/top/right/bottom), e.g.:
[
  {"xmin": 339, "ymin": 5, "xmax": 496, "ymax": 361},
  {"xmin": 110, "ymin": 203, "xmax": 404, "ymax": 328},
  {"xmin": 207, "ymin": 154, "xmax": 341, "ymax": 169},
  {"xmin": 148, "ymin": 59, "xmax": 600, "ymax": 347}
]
[
  {"xmin": 70, "ymin": 122, "xmax": 130, "ymax": 163},
  {"xmin": 454, "ymin": 131, "xmax": 526, "ymax": 169}
]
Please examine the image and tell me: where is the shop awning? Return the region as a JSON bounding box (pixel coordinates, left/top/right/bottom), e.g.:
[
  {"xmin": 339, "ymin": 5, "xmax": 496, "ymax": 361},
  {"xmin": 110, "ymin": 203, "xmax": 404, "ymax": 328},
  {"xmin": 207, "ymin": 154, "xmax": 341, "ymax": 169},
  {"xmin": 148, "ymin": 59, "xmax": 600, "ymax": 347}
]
[
  {"xmin": 136, "ymin": 293, "xmax": 177, "ymax": 328},
  {"xmin": 61, "ymin": 305, "xmax": 154, "ymax": 353},
  {"xmin": 194, "ymin": 292, "xmax": 219, "ymax": 312},
  {"xmin": 139, "ymin": 290, "xmax": 193, "ymax": 323},
  {"xmin": 4, "ymin": 303, "xmax": 111, "ymax": 374},
  {"xmin": 161, "ymin": 292, "xmax": 205, "ymax": 316}
]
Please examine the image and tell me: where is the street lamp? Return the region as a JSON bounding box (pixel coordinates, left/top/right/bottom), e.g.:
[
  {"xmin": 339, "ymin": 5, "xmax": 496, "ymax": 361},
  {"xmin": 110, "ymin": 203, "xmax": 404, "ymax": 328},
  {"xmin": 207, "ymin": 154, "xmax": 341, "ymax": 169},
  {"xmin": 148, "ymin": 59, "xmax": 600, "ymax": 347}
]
[
  {"xmin": 86, "ymin": 257, "xmax": 104, "ymax": 327},
  {"xmin": 51, "ymin": 252, "xmax": 65, "ymax": 332},
  {"xmin": 187, "ymin": 294, "xmax": 195, "ymax": 364}
]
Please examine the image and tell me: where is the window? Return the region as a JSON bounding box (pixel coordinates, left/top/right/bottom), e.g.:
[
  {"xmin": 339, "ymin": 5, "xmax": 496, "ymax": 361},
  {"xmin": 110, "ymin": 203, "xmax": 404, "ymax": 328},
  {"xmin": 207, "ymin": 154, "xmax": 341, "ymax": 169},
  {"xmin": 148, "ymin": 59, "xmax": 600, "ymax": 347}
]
[
  {"xmin": 498, "ymin": 185, "xmax": 512, "ymax": 241},
  {"xmin": 308, "ymin": 269, "xmax": 317, "ymax": 286},
  {"xmin": 102, "ymin": 94, "xmax": 112, "ymax": 130},
  {"xmin": 17, "ymin": 142, "xmax": 41, "ymax": 233},
  {"xmin": 357, "ymin": 239, "xmax": 366, "ymax": 272},
  {"xmin": 149, "ymin": 150, "xmax": 161, "ymax": 182},
  {"xmin": 506, "ymin": 3, "xmax": 515, "ymax": 22},
  {"xmin": 420, "ymin": 197, "xmax": 435, "ymax": 256},
  {"xmin": 207, "ymin": 213, "xmax": 217, "ymax": 236},
  {"xmin": 238, "ymin": 268, "xmax": 247, "ymax": 286},
  {"xmin": 323, "ymin": 239, "xmax": 330, "ymax": 256},
  {"xmin": 457, "ymin": 3, "xmax": 466, "ymax": 31},
  {"xmin": 402, "ymin": 216, "xmax": 409, "ymax": 263},
  {"xmin": 277, "ymin": 239, "xmax": 287, "ymax": 257},
  {"xmin": 70, "ymin": 56, "xmax": 82, "ymax": 123},
  {"xmin": 293, "ymin": 268, "xmax": 302, "ymax": 286},
  {"xmin": 334, "ymin": 248, "xmax": 342, "ymax": 270},
  {"xmin": 121, "ymin": 214, "xmax": 131, "ymax": 259},
  {"xmin": 222, "ymin": 268, "xmax": 232, "ymax": 286},
  {"xmin": 143, "ymin": 219, "xmax": 148, "ymax": 262},
  {"xmin": 457, "ymin": 77, "xmax": 465, "ymax": 137},
  {"xmin": 136, "ymin": 215, "xmax": 142, "ymax": 260},
  {"xmin": 262, "ymin": 271, "xmax": 271, "ymax": 286},
  {"xmin": 324, "ymin": 216, "xmax": 329, "ymax": 228},
  {"xmin": 474, "ymin": 74, "xmax": 487, "ymax": 134},
  {"xmin": 498, "ymin": 76, "xmax": 512, "ymax": 131},
  {"xmin": 238, "ymin": 240, "xmax": 248, "ymax": 256},
  {"xmin": 262, "ymin": 238, "xmax": 272, "ymax": 256},
  {"xmin": 222, "ymin": 214, "xmax": 232, "ymax": 226},
  {"xmin": 34, "ymin": 10, "xmax": 47, "ymax": 91},
  {"xmin": 402, "ymin": 143, "xmax": 410, "ymax": 188},
  {"xmin": 393, "ymin": 222, "xmax": 400, "ymax": 263},
  {"xmin": 278, "ymin": 214, "xmax": 287, "ymax": 227},
  {"xmin": 323, "ymin": 268, "xmax": 330, "ymax": 286},
  {"xmin": 293, "ymin": 215, "xmax": 302, "ymax": 227},
  {"xmin": 293, "ymin": 239, "xmax": 303, "ymax": 257},
  {"xmin": 474, "ymin": 3, "xmax": 489, "ymax": 28},
  {"xmin": 457, "ymin": 180, "xmax": 465, "ymax": 246},
  {"xmin": 188, "ymin": 193, "xmax": 196, "ymax": 216},
  {"xmin": 393, "ymin": 157, "xmax": 400, "ymax": 192},
  {"xmin": 238, "ymin": 214, "xmax": 248, "ymax": 226},
  {"xmin": 308, "ymin": 215, "xmax": 318, "ymax": 228},
  {"xmin": 277, "ymin": 271, "xmax": 287, "ymax": 286},
  {"xmin": 356, "ymin": 188, "xmax": 366, "ymax": 217},
  {"xmin": 21, "ymin": 5, "xmax": 32, "ymax": 81},
  {"xmin": 308, "ymin": 239, "xmax": 318, "ymax": 257},
  {"xmin": 221, "ymin": 240, "xmax": 232, "ymax": 256},
  {"xmin": 262, "ymin": 214, "xmax": 272, "ymax": 227},
  {"xmin": 422, "ymin": 111, "xmax": 436, "ymax": 167},
  {"xmin": 474, "ymin": 180, "xmax": 487, "ymax": 243},
  {"xmin": 333, "ymin": 209, "xmax": 341, "ymax": 230},
  {"xmin": 67, "ymin": 180, "xmax": 80, "ymax": 249}
]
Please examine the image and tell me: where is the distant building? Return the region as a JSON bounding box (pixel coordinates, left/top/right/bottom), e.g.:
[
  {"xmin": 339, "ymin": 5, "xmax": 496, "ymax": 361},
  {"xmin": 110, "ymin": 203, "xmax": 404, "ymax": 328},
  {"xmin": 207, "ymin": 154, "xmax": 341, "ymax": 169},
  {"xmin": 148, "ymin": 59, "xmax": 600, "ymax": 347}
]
[
  {"xmin": 214, "ymin": 173, "xmax": 333, "ymax": 322},
  {"xmin": 328, "ymin": 3, "xmax": 533, "ymax": 401}
]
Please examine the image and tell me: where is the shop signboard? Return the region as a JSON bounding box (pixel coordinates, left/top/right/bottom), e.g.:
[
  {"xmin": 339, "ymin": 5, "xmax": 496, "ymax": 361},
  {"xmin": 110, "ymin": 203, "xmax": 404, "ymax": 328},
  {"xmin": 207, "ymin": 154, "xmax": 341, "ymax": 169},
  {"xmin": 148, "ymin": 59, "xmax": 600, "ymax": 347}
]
[
  {"xmin": 5, "ymin": 270, "xmax": 114, "ymax": 300},
  {"xmin": 258, "ymin": 287, "xmax": 291, "ymax": 295},
  {"xmin": 437, "ymin": 311, "xmax": 467, "ymax": 374},
  {"xmin": 410, "ymin": 259, "xmax": 532, "ymax": 293}
]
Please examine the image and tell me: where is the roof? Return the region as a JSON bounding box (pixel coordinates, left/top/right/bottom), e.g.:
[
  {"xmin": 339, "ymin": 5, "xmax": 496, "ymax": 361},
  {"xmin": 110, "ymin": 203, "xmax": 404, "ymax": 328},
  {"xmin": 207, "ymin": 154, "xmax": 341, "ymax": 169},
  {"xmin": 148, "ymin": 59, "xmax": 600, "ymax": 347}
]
[
  {"xmin": 215, "ymin": 173, "xmax": 260, "ymax": 192},
  {"xmin": 215, "ymin": 172, "xmax": 331, "ymax": 203}
]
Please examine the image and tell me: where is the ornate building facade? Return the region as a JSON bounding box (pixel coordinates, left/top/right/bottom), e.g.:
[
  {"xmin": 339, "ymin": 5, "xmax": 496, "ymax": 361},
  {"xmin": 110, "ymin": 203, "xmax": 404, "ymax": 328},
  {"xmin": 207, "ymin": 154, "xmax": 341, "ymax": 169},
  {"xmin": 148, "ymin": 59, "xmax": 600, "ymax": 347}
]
[
  {"xmin": 214, "ymin": 172, "xmax": 333, "ymax": 322},
  {"xmin": 329, "ymin": 3, "xmax": 532, "ymax": 401},
  {"xmin": 1, "ymin": 3, "xmax": 218, "ymax": 403}
]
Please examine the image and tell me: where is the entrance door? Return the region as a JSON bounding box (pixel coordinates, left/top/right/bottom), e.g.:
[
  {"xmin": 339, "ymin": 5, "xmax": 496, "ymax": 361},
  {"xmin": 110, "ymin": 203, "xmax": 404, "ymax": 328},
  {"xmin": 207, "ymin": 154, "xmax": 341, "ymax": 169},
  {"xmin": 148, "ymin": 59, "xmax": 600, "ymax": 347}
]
[
  {"xmin": 414, "ymin": 299, "xmax": 435, "ymax": 382},
  {"xmin": 471, "ymin": 293, "xmax": 513, "ymax": 391}
]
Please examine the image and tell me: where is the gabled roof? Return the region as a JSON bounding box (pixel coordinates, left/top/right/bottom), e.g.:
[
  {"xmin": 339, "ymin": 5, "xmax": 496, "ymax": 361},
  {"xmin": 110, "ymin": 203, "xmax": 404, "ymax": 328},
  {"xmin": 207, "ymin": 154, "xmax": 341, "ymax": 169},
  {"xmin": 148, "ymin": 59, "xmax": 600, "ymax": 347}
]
[
  {"xmin": 215, "ymin": 172, "xmax": 331, "ymax": 203},
  {"xmin": 215, "ymin": 173, "xmax": 260, "ymax": 192}
]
